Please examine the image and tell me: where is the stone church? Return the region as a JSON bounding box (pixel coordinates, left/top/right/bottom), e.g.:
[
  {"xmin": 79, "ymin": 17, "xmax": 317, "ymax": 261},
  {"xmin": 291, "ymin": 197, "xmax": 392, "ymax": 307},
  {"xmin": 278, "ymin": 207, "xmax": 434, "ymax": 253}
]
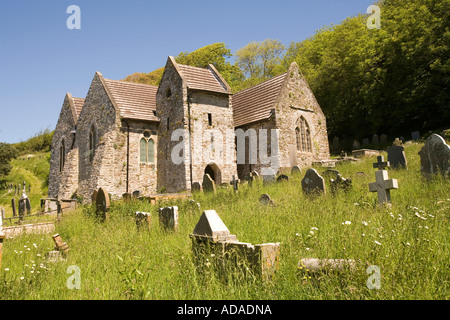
[{"xmin": 48, "ymin": 56, "xmax": 330, "ymax": 203}]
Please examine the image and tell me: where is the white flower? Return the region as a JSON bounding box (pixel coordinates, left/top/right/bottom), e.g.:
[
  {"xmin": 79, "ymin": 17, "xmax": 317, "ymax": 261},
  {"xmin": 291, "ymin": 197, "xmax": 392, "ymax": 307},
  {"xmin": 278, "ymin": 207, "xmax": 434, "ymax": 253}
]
[
  {"xmin": 4, "ymin": 268, "xmax": 9, "ymax": 271},
  {"xmin": 342, "ymin": 221, "xmax": 352, "ymax": 225},
  {"xmin": 311, "ymin": 227, "xmax": 318, "ymax": 230},
  {"xmin": 406, "ymin": 242, "xmax": 411, "ymax": 246},
  {"xmin": 309, "ymin": 231, "xmax": 315, "ymax": 235},
  {"xmin": 362, "ymin": 221, "xmax": 368, "ymax": 226},
  {"xmin": 374, "ymin": 240, "xmax": 382, "ymax": 246},
  {"xmin": 362, "ymin": 233, "xmax": 365, "ymax": 237},
  {"xmin": 20, "ymin": 277, "xmax": 24, "ymax": 280}
]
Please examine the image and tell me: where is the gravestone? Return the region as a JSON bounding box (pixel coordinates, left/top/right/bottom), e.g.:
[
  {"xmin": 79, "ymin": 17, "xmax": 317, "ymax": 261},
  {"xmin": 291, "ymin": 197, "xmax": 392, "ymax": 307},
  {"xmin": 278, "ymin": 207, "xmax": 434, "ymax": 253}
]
[
  {"xmin": 330, "ymin": 174, "xmax": 352, "ymax": 195},
  {"xmin": 352, "ymin": 140, "xmax": 361, "ymax": 150},
  {"xmin": 372, "ymin": 134, "xmax": 380, "ymax": 145},
  {"xmin": 159, "ymin": 206, "xmax": 179, "ymax": 232},
  {"xmin": 362, "ymin": 138, "xmax": 369, "ymax": 146},
  {"xmin": 135, "ymin": 212, "xmax": 151, "ymax": 231},
  {"xmin": 251, "ymin": 170, "xmax": 259, "ymax": 180},
  {"xmin": 230, "ymin": 175, "xmax": 239, "ymax": 192},
  {"xmin": 91, "ymin": 190, "xmax": 98, "ymax": 204},
  {"xmin": 122, "ymin": 193, "xmax": 132, "ymax": 201},
  {"xmin": 288, "ymin": 144, "xmax": 298, "ymax": 167},
  {"xmin": 301, "ymin": 169, "xmax": 326, "ymax": 195},
  {"xmin": 191, "ymin": 182, "xmax": 202, "ymax": 193},
  {"xmin": 52, "ymin": 234, "xmax": 70, "ymax": 257},
  {"xmin": 276, "ymin": 174, "xmax": 289, "ymax": 183},
  {"xmin": 95, "ymin": 188, "xmax": 110, "ymax": 222},
  {"xmin": 1, "ymin": 207, "xmax": 5, "ymax": 220},
  {"xmin": 380, "ymin": 134, "xmax": 388, "ymax": 144},
  {"xmin": 202, "ymin": 174, "xmax": 216, "ymax": 193},
  {"xmin": 132, "ymin": 190, "xmax": 142, "ymax": 198},
  {"xmin": 393, "ymin": 138, "xmax": 402, "ymax": 146},
  {"xmin": 262, "ymin": 168, "xmax": 276, "ymax": 184},
  {"xmin": 369, "ymin": 158, "xmax": 398, "ymax": 207},
  {"xmin": 19, "ymin": 188, "xmax": 31, "ymax": 219},
  {"xmin": 387, "ymin": 145, "xmax": 407, "ymax": 169},
  {"xmin": 418, "ymin": 134, "xmax": 450, "ymax": 177},
  {"xmin": 11, "ymin": 198, "xmax": 17, "ymax": 217},
  {"xmin": 322, "ymin": 169, "xmax": 340, "ymax": 180},
  {"xmin": 411, "ymin": 131, "xmax": 421, "ymax": 140},
  {"xmin": 259, "ymin": 194, "xmax": 276, "ymax": 206},
  {"xmin": 0, "ymin": 225, "xmax": 4, "ymax": 269},
  {"xmin": 291, "ymin": 166, "xmax": 302, "ymax": 176}
]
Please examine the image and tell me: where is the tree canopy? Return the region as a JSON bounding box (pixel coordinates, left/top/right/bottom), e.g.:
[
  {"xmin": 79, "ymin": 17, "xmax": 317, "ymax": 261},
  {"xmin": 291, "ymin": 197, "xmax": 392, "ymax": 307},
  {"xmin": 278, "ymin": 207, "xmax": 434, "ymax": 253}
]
[{"xmin": 0, "ymin": 143, "xmax": 18, "ymax": 178}]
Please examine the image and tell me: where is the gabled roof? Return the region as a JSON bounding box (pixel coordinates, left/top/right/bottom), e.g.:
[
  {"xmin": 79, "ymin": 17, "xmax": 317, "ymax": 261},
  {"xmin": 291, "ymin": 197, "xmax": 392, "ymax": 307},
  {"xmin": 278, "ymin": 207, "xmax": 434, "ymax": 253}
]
[
  {"xmin": 101, "ymin": 76, "xmax": 159, "ymax": 122},
  {"xmin": 175, "ymin": 61, "xmax": 231, "ymax": 95},
  {"xmin": 232, "ymin": 72, "xmax": 288, "ymax": 127},
  {"xmin": 72, "ymin": 97, "xmax": 85, "ymax": 119}
]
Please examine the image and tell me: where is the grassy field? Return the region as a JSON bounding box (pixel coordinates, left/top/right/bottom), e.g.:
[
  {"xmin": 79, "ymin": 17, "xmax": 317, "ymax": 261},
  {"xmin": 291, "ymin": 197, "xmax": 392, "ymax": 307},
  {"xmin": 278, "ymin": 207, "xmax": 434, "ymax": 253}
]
[{"xmin": 0, "ymin": 142, "xmax": 448, "ymax": 300}]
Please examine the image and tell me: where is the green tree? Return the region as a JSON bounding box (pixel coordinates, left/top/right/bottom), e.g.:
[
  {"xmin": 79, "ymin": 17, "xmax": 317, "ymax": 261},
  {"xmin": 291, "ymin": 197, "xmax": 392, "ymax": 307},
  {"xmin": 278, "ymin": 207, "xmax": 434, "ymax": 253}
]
[{"xmin": 0, "ymin": 143, "xmax": 18, "ymax": 177}]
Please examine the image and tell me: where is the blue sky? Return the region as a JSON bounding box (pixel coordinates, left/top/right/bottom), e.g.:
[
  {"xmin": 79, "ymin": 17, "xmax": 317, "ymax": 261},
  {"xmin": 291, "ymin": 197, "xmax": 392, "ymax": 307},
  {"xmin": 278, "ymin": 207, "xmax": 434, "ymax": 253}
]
[{"xmin": 0, "ymin": 0, "xmax": 374, "ymax": 144}]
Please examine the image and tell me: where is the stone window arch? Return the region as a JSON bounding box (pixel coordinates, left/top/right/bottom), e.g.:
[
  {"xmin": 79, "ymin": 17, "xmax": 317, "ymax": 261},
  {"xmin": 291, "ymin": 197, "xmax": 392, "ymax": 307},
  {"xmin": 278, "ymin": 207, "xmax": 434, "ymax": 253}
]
[
  {"xmin": 59, "ymin": 139, "xmax": 65, "ymax": 173},
  {"xmin": 296, "ymin": 116, "xmax": 312, "ymax": 153},
  {"xmin": 140, "ymin": 131, "xmax": 155, "ymax": 164}
]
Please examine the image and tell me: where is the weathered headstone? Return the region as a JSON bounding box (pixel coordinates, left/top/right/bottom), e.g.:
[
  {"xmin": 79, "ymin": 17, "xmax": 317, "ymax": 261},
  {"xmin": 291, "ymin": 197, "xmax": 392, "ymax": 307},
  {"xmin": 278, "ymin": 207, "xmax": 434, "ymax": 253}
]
[
  {"xmin": 298, "ymin": 259, "xmax": 356, "ymax": 272},
  {"xmin": 372, "ymin": 134, "xmax": 380, "ymax": 145},
  {"xmin": 322, "ymin": 169, "xmax": 340, "ymax": 179},
  {"xmin": 352, "ymin": 140, "xmax": 361, "ymax": 150},
  {"xmin": 52, "ymin": 234, "xmax": 70, "ymax": 256},
  {"xmin": 418, "ymin": 134, "xmax": 450, "ymax": 177},
  {"xmin": 135, "ymin": 212, "xmax": 151, "ymax": 231},
  {"xmin": 380, "ymin": 134, "xmax": 388, "ymax": 144},
  {"xmin": 159, "ymin": 206, "xmax": 179, "ymax": 232},
  {"xmin": 190, "ymin": 210, "xmax": 280, "ymax": 280},
  {"xmin": 373, "ymin": 156, "xmax": 390, "ymax": 170},
  {"xmin": 291, "ymin": 166, "xmax": 302, "ymax": 176},
  {"xmin": 202, "ymin": 174, "xmax": 216, "ymax": 193},
  {"xmin": 259, "ymin": 194, "xmax": 276, "ymax": 206},
  {"xmin": 411, "ymin": 131, "xmax": 421, "ymax": 141},
  {"xmin": 1, "ymin": 207, "xmax": 5, "ymax": 220},
  {"xmin": 276, "ymin": 174, "xmax": 289, "ymax": 183},
  {"xmin": 330, "ymin": 174, "xmax": 352, "ymax": 195},
  {"xmin": 95, "ymin": 188, "xmax": 110, "ymax": 222},
  {"xmin": 191, "ymin": 182, "xmax": 202, "ymax": 193},
  {"xmin": 122, "ymin": 193, "xmax": 132, "ymax": 201},
  {"xmin": 11, "ymin": 198, "xmax": 16, "ymax": 217},
  {"xmin": 369, "ymin": 158, "xmax": 398, "ymax": 207},
  {"xmin": 387, "ymin": 145, "xmax": 407, "ymax": 169},
  {"xmin": 262, "ymin": 167, "xmax": 276, "ymax": 184},
  {"xmin": 91, "ymin": 189, "xmax": 98, "ymax": 204},
  {"xmin": 251, "ymin": 170, "xmax": 259, "ymax": 180},
  {"xmin": 301, "ymin": 169, "xmax": 326, "ymax": 195},
  {"xmin": 132, "ymin": 190, "xmax": 142, "ymax": 198}
]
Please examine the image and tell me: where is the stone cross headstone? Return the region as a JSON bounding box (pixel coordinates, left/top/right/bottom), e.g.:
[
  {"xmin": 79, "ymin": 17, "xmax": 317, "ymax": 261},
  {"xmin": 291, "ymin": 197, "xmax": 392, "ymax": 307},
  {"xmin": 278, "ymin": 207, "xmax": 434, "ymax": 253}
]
[
  {"xmin": 95, "ymin": 188, "xmax": 110, "ymax": 222},
  {"xmin": 202, "ymin": 174, "xmax": 216, "ymax": 193},
  {"xmin": 301, "ymin": 169, "xmax": 326, "ymax": 195},
  {"xmin": 262, "ymin": 167, "xmax": 276, "ymax": 184},
  {"xmin": 259, "ymin": 194, "xmax": 276, "ymax": 206},
  {"xmin": 191, "ymin": 182, "xmax": 202, "ymax": 193},
  {"xmin": 418, "ymin": 134, "xmax": 450, "ymax": 177},
  {"xmin": 159, "ymin": 206, "xmax": 179, "ymax": 232},
  {"xmin": 387, "ymin": 145, "xmax": 407, "ymax": 169},
  {"xmin": 373, "ymin": 156, "xmax": 390, "ymax": 170},
  {"xmin": 135, "ymin": 212, "xmax": 151, "ymax": 231},
  {"xmin": 369, "ymin": 170, "xmax": 398, "ymax": 207},
  {"xmin": 291, "ymin": 166, "xmax": 302, "ymax": 176},
  {"xmin": 230, "ymin": 175, "xmax": 239, "ymax": 192}
]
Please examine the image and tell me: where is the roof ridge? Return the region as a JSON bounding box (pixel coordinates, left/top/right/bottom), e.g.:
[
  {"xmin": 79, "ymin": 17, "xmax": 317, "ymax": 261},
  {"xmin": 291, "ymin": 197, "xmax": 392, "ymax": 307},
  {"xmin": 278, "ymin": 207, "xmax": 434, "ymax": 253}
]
[
  {"xmin": 103, "ymin": 77, "xmax": 159, "ymax": 89},
  {"xmin": 234, "ymin": 72, "xmax": 288, "ymax": 96}
]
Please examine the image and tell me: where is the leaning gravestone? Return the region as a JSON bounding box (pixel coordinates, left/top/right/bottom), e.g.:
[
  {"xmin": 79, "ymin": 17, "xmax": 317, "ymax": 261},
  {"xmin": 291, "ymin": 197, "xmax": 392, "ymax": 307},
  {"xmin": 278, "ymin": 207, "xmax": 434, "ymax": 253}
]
[
  {"xmin": 301, "ymin": 169, "xmax": 326, "ymax": 195},
  {"xmin": 135, "ymin": 212, "xmax": 151, "ymax": 231},
  {"xmin": 322, "ymin": 169, "xmax": 340, "ymax": 180},
  {"xmin": 330, "ymin": 174, "xmax": 352, "ymax": 195},
  {"xmin": 262, "ymin": 168, "xmax": 276, "ymax": 184},
  {"xmin": 387, "ymin": 144, "xmax": 407, "ymax": 169},
  {"xmin": 259, "ymin": 194, "xmax": 276, "ymax": 206},
  {"xmin": 95, "ymin": 188, "xmax": 110, "ymax": 222},
  {"xmin": 276, "ymin": 174, "xmax": 289, "ymax": 183},
  {"xmin": 369, "ymin": 157, "xmax": 398, "ymax": 207},
  {"xmin": 202, "ymin": 174, "xmax": 216, "ymax": 193},
  {"xmin": 291, "ymin": 166, "xmax": 302, "ymax": 176},
  {"xmin": 159, "ymin": 206, "xmax": 179, "ymax": 232},
  {"xmin": 418, "ymin": 134, "xmax": 450, "ymax": 178}
]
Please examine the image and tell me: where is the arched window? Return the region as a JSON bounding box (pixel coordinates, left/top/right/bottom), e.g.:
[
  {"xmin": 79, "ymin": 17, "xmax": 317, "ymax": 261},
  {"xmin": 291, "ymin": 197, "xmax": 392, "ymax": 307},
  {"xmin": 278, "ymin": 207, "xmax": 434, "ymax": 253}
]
[
  {"xmin": 296, "ymin": 117, "xmax": 312, "ymax": 153},
  {"xmin": 140, "ymin": 132, "xmax": 155, "ymax": 164},
  {"xmin": 59, "ymin": 139, "xmax": 65, "ymax": 172},
  {"xmin": 89, "ymin": 125, "xmax": 96, "ymax": 162}
]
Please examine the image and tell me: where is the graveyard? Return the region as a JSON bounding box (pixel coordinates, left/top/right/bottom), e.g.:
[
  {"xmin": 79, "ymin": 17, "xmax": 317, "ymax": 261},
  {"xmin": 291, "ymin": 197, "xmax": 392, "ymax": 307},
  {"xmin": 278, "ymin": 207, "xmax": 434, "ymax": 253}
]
[{"xmin": 0, "ymin": 140, "xmax": 448, "ymax": 300}]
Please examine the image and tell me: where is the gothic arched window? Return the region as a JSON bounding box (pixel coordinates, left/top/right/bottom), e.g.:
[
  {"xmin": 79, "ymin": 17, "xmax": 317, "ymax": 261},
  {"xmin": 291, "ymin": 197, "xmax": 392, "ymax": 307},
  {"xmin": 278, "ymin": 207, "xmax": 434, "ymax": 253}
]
[
  {"xmin": 296, "ymin": 117, "xmax": 312, "ymax": 153},
  {"xmin": 140, "ymin": 131, "xmax": 155, "ymax": 164}
]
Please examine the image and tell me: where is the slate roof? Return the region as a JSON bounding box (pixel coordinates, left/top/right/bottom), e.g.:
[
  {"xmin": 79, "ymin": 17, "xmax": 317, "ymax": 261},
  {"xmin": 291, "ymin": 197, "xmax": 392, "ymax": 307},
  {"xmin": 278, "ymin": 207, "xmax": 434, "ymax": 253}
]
[
  {"xmin": 232, "ymin": 73, "xmax": 287, "ymax": 127},
  {"xmin": 102, "ymin": 78, "xmax": 159, "ymax": 122},
  {"xmin": 176, "ymin": 64, "xmax": 230, "ymax": 95}
]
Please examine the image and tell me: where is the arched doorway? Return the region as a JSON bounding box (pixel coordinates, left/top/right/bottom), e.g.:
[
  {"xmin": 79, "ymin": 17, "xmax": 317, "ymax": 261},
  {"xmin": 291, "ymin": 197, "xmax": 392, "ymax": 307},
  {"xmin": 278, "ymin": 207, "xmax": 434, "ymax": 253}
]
[{"xmin": 204, "ymin": 163, "xmax": 222, "ymax": 185}]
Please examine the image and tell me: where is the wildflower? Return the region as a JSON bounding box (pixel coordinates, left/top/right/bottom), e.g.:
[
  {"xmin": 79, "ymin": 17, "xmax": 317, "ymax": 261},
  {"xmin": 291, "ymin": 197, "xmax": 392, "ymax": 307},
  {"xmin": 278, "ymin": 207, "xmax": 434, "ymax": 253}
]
[
  {"xmin": 36, "ymin": 254, "xmax": 41, "ymax": 257},
  {"xmin": 374, "ymin": 240, "xmax": 382, "ymax": 246},
  {"xmin": 362, "ymin": 221, "xmax": 368, "ymax": 226},
  {"xmin": 342, "ymin": 221, "xmax": 351, "ymax": 225},
  {"xmin": 33, "ymin": 243, "xmax": 37, "ymax": 248},
  {"xmin": 20, "ymin": 277, "xmax": 24, "ymax": 280},
  {"xmin": 211, "ymin": 254, "xmax": 215, "ymax": 258},
  {"xmin": 406, "ymin": 242, "xmax": 411, "ymax": 246},
  {"xmin": 305, "ymin": 248, "xmax": 310, "ymax": 251},
  {"xmin": 354, "ymin": 203, "xmax": 360, "ymax": 206},
  {"xmin": 362, "ymin": 233, "xmax": 365, "ymax": 237},
  {"xmin": 311, "ymin": 227, "xmax": 318, "ymax": 231},
  {"xmin": 4, "ymin": 268, "xmax": 9, "ymax": 271},
  {"xmin": 309, "ymin": 231, "xmax": 315, "ymax": 235}
]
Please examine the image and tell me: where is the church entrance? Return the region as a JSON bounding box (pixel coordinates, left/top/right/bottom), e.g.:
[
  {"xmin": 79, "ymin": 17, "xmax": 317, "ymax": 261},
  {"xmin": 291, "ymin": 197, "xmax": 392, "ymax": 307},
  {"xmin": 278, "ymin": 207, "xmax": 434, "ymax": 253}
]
[{"xmin": 204, "ymin": 164, "xmax": 221, "ymax": 185}]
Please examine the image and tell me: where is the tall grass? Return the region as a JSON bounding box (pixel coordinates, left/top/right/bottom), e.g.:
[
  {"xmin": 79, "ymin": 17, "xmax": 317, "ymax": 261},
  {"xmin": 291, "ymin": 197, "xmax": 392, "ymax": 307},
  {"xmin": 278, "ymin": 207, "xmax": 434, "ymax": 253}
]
[{"xmin": 0, "ymin": 142, "xmax": 448, "ymax": 300}]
